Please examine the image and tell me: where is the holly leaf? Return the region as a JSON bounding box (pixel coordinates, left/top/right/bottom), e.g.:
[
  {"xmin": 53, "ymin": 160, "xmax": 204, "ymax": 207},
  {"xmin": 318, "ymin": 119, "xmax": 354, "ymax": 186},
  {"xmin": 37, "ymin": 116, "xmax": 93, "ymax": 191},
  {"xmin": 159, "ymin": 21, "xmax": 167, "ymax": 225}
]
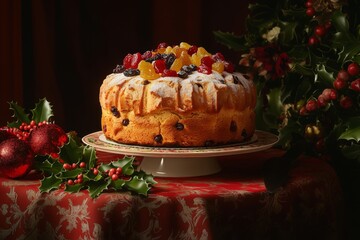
[
  {"xmin": 39, "ymin": 174, "xmax": 62, "ymax": 193},
  {"xmin": 278, "ymin": 118, "xmax": 303, "ymax": 149},
  {"xmin": 60, "ymin": 168, "xmax": 83, "ymax": 178},
  {"xmin": 87, "ymin": 179, "xmax": 111, "ymax": 198},
  {"xmin": 125, "ymin": 176, "xmax": 151, "ymax": 196},
  {"xmin": 315, "ymin": 64, "xmax": 335, "ymax": 87},
  {"xmin": 82, "ymin": 145, "xmax": 97, "ymax": 169},
  {"xmin": 59, "ymin": 133, "xmax": 84, "ymax": 164},
  {"xmin": 134, "ymin": 170, "xmax": 157, "ymax": 185},
  {"xmin": 332, "ymin": 10, "xmax": 360, "ymax": 62},
  {"xmin": 64, "ymin": 183, "xmax": 83, "ymax": 193},
  {"xmin": 31, "ymin": 98, "xmax": 53, "ymax": 123},
  {"xmin": 278, "ymin": 21, "xmax": 297, "ymax": 45},
  {"xmin": 339, "ymin": 117, "xmax": 360, "ymax": 142},
  {"xmin": 7, "ymin": 101, "xmax": 30, "ymax": 127},
  {"xmin": 341, "ymin": 144, "xmax": 360, "ymax": 161}
]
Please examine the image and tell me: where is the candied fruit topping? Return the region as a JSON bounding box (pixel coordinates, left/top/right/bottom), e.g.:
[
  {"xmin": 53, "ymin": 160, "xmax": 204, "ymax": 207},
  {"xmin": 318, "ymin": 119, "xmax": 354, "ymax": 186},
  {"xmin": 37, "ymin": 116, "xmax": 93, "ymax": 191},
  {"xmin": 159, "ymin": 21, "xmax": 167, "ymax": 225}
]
[
  {"xmin": 138, "ymin": 60, "xmax": 160, "ymax": 80},
  {"xmin": 117, "ymin": 42, "xmax": 235, "ymax": 80}
]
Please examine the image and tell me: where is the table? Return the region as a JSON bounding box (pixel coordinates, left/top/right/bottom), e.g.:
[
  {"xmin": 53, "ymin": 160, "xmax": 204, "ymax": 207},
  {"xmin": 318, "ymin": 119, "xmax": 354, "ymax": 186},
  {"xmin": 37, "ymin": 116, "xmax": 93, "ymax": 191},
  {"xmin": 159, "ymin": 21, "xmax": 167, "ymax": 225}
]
[{"xmin": 0, "ymin": 149, "xmax": 344, "ymax": 240}]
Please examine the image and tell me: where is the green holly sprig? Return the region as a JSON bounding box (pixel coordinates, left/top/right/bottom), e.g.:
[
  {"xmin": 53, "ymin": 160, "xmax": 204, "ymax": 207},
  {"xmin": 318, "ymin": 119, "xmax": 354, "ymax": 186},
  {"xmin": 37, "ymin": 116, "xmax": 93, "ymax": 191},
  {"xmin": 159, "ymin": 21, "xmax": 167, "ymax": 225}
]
[
  {"xmin": 6, "ymin": 98, "xmax": 156, "ymax": 197},
  {"xmin": 214, "ymin": 0, "xmax": 360, "ymax": 161}
]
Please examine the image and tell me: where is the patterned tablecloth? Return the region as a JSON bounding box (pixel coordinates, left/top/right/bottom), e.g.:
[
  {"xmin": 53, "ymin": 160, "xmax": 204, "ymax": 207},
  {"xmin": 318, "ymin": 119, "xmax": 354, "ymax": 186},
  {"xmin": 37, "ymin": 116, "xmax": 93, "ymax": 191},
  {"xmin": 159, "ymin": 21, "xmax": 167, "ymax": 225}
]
[{"xmin": 0, "ymin": 149, "xmax": 344, "ymax": 240}]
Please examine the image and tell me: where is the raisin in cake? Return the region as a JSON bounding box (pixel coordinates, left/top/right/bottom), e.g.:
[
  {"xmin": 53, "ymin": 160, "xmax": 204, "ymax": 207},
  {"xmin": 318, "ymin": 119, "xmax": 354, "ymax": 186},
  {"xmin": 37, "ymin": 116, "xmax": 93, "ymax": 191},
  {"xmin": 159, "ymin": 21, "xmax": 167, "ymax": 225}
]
[{"xmin": 99, "ymin": 42, "xmax": 256, "ymax": 147}]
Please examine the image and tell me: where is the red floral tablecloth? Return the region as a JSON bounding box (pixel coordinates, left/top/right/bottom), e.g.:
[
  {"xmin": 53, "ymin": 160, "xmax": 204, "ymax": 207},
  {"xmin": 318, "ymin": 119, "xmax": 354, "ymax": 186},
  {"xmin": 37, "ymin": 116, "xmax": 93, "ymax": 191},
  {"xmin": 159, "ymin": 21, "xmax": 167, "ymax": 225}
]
[{"xmin": 0, "ymin": 149, "xmax": 344, "ymax": 240}]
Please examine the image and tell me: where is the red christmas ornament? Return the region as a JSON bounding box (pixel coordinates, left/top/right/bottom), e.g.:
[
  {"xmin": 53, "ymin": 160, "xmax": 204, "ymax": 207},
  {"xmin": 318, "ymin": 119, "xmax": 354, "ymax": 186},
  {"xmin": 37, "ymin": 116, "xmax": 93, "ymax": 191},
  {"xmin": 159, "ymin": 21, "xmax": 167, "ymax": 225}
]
[{"xmin": 0, "ymin": 138, "xmax": 34, "ymax": 178}]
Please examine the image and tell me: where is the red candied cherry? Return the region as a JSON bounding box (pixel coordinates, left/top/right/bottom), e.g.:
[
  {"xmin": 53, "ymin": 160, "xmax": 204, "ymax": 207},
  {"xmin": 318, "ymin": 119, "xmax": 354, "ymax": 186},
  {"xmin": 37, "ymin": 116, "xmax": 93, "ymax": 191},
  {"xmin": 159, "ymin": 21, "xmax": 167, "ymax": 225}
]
[
  {"xmin": 161, "ymin": 69, "xmax": 178, "ymax": 77},
  {"xmin": 212, "ymin": 52, "xmax": 225, "ymax": 61},
  {"xmin": 333, "ymin": 78, "xmax": 347, "ymax": 90},
  {"xmin": 198, "ymin": 64, "xmax": 212, "ymax": 74},
  {"xmin": 123, "ymin": 52, "xmax": 143, "ymax": 69},
  {"xmin": 350, "ymin": 78, "xmax": 360, "ymax": 92},
  {"xmin": 306, "ymin": 7, "xmax": 315, "ymax": 17},
  {"xmin": 314, "ymin": 25, "xmax": 326, "ymax": 37},
  {"xmin": 187, "ymin": 45, "xmax": 198, "ymax": 55},
  {"xmin": 153, "ymin": 59, "xmax": 166, "ymax": 73},
  {"xmin": 201, "ymin": 56, "xmax": 215, "ymax": 68},
  {"xmin": 337, "ymin": 70, "xmax": 349, "ymax": 82},
  {"xmin": 142, "ymin": 50, "xmax": 152, "ymax": 60},
  {"xmin": 340, "ymin": 96, "xmax": 353, "ymax": 109},
  {"xmin": 308, "ymin": 35, "xmax": 319, "ymax": 46},
  {"xmin": 157, "ymin": 42, "xmax": 168, "ymax": 49},
  {"xmin": 305, "ymin": 99, "xmax": 318, "ymax": 112},
  {"xmin": 347, "ymin": 62, "xmax": 360, "ymax": 76}
]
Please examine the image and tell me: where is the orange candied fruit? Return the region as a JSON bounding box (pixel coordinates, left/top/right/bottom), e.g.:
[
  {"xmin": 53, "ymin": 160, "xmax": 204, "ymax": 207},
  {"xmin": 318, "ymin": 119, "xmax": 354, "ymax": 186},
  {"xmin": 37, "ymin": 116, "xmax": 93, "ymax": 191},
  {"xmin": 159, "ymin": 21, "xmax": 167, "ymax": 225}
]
[{"xmin": 138, "ymin": 60, "xmax": 160, "ymax": 80}]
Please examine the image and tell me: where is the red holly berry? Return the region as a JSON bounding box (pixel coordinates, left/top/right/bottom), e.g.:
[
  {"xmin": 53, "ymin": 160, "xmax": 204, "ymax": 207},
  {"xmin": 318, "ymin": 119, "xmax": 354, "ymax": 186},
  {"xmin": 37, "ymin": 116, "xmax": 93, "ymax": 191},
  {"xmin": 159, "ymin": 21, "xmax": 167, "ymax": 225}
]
[
  {"xmin": 305, "ymin": 99, "xmax": 318, "ymax": 112},
  {"xmin": 79, "ymin": 162, "xmax": 86, "ymax": 168},
  {"xmin": 317, "ymin": 94, "xmax": 327, "ymax": 107},
  {"xmin": 299, "ymin": 106, "xmax": 308, "ymax": 116},
  {"xmin": 340, "ymin": 96, "xmax": 353, "ymax": 109},
  {"xmin": 67, "ymin": 179, "xmax": 74, "ymax": 185},
  {"xmin": 347, "ymin": 62, "xmax": 360, "ymax": 76},
  {"xmin": 308, "ymin": 36, "xmax": 319, "ymax": 46},
  {"xmin": 63, "ymin": 163, "xmax": 71, "ymax": 170},
  {"xmin": 337, "ymin": 70, "xmax": 349, "ymax": 82},
  {"xmin": 350, "ymin": 78, "xmax": 360, "ymax": 92},
  {"xmin": 333, "ymin": 78, "xmax": 347, "ymax": 90},
  {"xmin": 111, "ymin": 174, "xmax": 119, "ymax": 181},
  {"xmin": 324, "ymin": 21, "xmax": 332, "ymax": 30},
  {"xmin": 306, "ymin": 7, "xmax": 315, "ymax": 17},
  {"xmin": 305, "ymin": 1, "xmax": 313, "ymax": 8},
  {"xmin": 314, "ymin": 25, "xmax": 326, "ymax": 37},
  {"xmin": 93, "ymin": 168, "xmax": 99, "ymax": 175}
]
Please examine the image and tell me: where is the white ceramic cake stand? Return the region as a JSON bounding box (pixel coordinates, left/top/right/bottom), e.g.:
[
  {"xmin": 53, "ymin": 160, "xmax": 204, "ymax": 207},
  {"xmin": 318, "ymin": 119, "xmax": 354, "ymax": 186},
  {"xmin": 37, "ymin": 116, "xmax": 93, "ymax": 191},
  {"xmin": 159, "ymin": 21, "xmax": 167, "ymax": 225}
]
[{"xmin": 82, "ymin": 130, "xmax": 278, "ymax": 177}]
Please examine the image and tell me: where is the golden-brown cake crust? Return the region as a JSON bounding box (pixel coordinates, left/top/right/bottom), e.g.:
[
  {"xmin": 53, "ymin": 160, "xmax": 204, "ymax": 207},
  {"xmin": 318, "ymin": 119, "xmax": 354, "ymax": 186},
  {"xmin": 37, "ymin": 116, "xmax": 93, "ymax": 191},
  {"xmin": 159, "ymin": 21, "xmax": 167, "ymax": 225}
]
[{"xmin": 99, "ymin": 71, "xmax": 256, "ymax": 147}]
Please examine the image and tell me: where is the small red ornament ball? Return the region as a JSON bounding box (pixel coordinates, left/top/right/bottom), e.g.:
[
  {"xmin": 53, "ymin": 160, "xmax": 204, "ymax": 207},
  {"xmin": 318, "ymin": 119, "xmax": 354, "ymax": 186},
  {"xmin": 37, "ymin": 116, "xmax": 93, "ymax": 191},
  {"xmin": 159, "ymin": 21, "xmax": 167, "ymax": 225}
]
[
  {"xmin": 28, "ymin": 123, "xmax": 68, "ymax": 156},
  {"xmin": 0, "ymin": 138, "xmax": 34, "ymax": 178}
]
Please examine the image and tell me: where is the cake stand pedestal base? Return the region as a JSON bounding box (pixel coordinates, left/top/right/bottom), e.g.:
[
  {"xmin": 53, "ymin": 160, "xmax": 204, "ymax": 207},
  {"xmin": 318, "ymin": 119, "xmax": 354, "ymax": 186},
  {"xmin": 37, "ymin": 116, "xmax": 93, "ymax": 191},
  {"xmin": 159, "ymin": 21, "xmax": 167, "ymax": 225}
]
[{"xmin": 140, "ymin": 157, "xmax": 221, "ymax": 177}]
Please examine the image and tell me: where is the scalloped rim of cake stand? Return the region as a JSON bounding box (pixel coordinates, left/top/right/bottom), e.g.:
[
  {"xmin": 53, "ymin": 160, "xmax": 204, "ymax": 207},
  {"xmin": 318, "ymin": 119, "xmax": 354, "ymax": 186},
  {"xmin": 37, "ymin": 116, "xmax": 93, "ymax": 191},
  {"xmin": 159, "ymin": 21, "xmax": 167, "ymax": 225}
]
[{"xmin": 82, "ymin": 130, "xmax": 278, "ymax": 177}]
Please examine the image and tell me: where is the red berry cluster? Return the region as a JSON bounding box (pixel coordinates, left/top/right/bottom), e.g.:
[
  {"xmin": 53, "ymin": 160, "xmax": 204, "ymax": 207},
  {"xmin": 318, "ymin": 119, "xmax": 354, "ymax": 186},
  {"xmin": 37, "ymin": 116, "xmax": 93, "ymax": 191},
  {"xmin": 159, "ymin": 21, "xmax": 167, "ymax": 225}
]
[
  {"xmin": 305, "ymin": 0, "xmax": 332, "ymax": 46},
  {"xmin": 63, "ymin": 161, "xmax": 86, "ymax": 185},
  {"xmin": 105, "ymin": 167, "xmax": 123, "ymax": 181},
  {"xmin": 4, "ymin": 120, "xmax": 49, "ymax": 141},
  {"xmin": 300, "ymin": 61, "xmax": 360, "ymax": 115}
]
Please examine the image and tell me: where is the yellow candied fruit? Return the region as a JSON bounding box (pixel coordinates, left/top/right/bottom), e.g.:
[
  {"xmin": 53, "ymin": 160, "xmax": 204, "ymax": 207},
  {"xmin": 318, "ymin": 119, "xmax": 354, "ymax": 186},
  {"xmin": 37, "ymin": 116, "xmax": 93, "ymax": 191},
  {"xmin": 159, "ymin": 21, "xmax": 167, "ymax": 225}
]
[
  {"xmin": 190, "ymin": 53, "xmax": 202, "ymax": 66},
  {"xmin": 170, "ymin": 58, "xmax": 183, "ymax": 72},
  {"xmin": 179, "ymin": 42, "xmax": 191, "ymax": 50},
  {"xmin": 180, "ymin": 51, "xmax": 191, "ymax": 66},
  {"xmin": 138, "ymin": 60, "xmax": 160, "ymax": 80},
  {"xmin": 171, "ymin": 46, "xmax": 185, "ymax": 58},
  {"xmin": 164, "ymin": 46, "xmax": 173, "ymax": 54},
  {"xmin": 212, "ymin": 62, "xmax": 225, "ymax": 73},
  {"xmin": 197, "ymin": 47, "xmax": 211, "ymax": 57}
]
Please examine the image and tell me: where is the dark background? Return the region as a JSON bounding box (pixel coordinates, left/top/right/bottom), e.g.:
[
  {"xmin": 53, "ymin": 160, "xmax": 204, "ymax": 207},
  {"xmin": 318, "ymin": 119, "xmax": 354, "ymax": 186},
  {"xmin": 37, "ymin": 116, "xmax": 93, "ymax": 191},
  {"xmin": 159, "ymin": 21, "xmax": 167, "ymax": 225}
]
[{"xmin": 1, "ymin": 0, "xmax": 251, "ymax": 137}]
